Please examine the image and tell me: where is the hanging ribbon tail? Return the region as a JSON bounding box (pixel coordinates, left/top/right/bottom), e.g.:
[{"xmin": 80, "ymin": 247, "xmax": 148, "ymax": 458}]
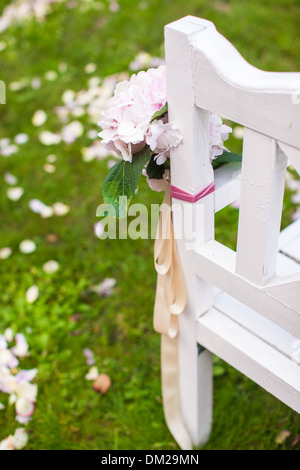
[{"xmin": 153, "ymin": 187, "xmax": 192, "ymax": 450}]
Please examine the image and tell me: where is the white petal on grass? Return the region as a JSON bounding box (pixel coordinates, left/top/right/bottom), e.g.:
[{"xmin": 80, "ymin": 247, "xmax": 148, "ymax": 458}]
[
  {"xmin": 61, "ymin": 120, "xmax": 84, "ymax": 143},
  {"xmin": 109, "ymin": 2, "xmax": 120, "ymax": 12},
  {"xmin": 0, "ymin": 334, "xmax": 7, "ymax": 349},
  {"xmin": 19, "ymin": 240, "xmax": 36, "ymax": 254},
  {"xmin": 9, "ymin": 79, "xmax": 28, "ymax": 92},
  {"xmin": 12, "ymin": 333, "xmax": 28, "ymax": 358},
  {"xmin": 1, "ymin": 144, "xmax": 18, "ymax": 157},
  {"xmin": 31, "ymin": 78, "xmax": 41, "ymax": 89},
  {"xmin": 16, "ymin": 369, "xmax": 38, "ymax": 383},
  {"xmin": 7, "ymin": 187, "xmax": 24, "ymax": 201},
  {"xmin": 4, "ymin": 172, "xmax": 18, "ymax": 185},
  {"xmin": 0, "ymin": 436, "xmax": 14, "ymax": 450},
  {"xmin": 233, "ymin": 126, "xmax": 244, "ymax": 140},
  {"xmin": 46, "ymin": 154, "xmax": 57, "ymax": 163},
  {"xmin": 83, "ymin": 348, "xmax": 95, "ymax": 366},
  {"xmin": 87, "ymin": 129, "xmax": 98, "ymax": 139},
  {"xmin": 44, "ymin": 70, "xmax": 58, "ymax": 81},
  {"xmin": 29, "ymin": 199, "xmax": 53, "ymax": 218},
  {"xmin": 84, "ymin": 63, "xmax": 97, "ymax": 74},
  {"xmin": 88, "ymin": 77, "xmax": 101, "ymax": 89},
  {"xmin": 62, "ymin": 89, "xmax": 75, "ymax": 105},
  {"xmin": 25, "ymin": 286, "xmax": 39, "ymax": 304},
  {"xmin": 0, "ymin": 402, "xmax": 5, "ymax": 411},
  {"xmin": 39, "ymin": 131, "xmax": 61, "ymax": 146},
  {"xmin": 0, "ymin": 138, "xmax": 10, "ymax": 149},
  {"xmin": 0, "ymin": 349, "xmax": 18, "ymax": 368},
  {"xmin": 43, "ymin": 163, "xmax": 56, "ymax": 173},
  {"xmin": 52, "ymin": 202, "xmax": 70, "ymax": 216},
  {"xmin": 0, "ymin": 247, "xmax": 12, "ymax": 259},
  {"xmin": 58, "ymin": 62, "xmax": 68, "ymax": 73},
  {"xmin": 14, "ymin": 133, "xmax": 29, "ymax": 145},
  {"xmin": 32, "ymin": 109, "xmax": 47, "ymax": 127},
  {"xmin": 15, "ymin": 397, "xmax": 35, "ymax": 417},
  {"xmin": 90, "ymin": 278, "xmax": 116, "ymax": 297},
  {"xmin": 4, "ymin": 328, "xmax": 14, "ymax": 343},
  {"xmin": 94, "ymin": 222, "xmax": 104, "ymax": 238},
  {"xmin": 43, "ymin": 260, "xmax": 59, "ymax": 274},
  {"xmin": 85, "ymin": 366, "xmax": 99, "ymax": 381},
  {"xmin": 12, "ymin": 428, "xmax": 29, "ymax": 450},
  {"xmin": 16, "ymin": 415, "xmax": 31, "ymax": 425}
]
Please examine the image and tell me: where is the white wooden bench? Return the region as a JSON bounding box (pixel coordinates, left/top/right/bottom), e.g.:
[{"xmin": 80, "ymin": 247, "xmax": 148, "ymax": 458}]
[{"xmin": 164, "ymin": 16, "xmax": 300, "ymax": 447}]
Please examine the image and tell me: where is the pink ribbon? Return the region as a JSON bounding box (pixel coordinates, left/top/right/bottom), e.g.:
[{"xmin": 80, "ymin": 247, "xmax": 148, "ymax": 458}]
[{"xmin": 170, "ymin": 181, "xmax": 215, "ymax": 203}]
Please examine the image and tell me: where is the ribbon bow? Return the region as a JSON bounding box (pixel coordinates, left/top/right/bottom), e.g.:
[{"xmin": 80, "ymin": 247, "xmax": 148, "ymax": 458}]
[{"xmin": 153, "ymin": 187, "xmax": 192, "ymax": 450}]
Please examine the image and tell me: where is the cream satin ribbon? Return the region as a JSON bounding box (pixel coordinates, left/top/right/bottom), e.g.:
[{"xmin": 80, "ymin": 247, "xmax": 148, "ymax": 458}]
[{"xmin": 153, "ymin": 187, "xmax": 192, "ymax": 450}]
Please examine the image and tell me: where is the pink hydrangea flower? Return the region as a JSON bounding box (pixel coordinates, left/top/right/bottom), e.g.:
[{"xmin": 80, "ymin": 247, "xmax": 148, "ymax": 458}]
[
  {"xmin": 98, "ymin": 65, "xmax": 171, "ymax": 162},
  {"xmin": 209, "ymin": 113, "xmax": 232, "ymax": 159},
  {"xmin": 99, "ymin": 65, "xmax": 232, "ymax": 192}
]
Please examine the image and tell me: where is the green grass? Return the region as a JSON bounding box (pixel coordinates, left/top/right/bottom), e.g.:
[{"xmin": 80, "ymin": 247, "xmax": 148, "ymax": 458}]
[{"xmin": 0, "ymin": 0, "xmax": 300, "ymax": 450}]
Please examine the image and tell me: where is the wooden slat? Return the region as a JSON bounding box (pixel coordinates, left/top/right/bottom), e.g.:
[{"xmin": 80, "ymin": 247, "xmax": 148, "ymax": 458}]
[
  {"xmin": 165, "ymin": 19, "xmax": 215, "ymax": 446},
  {"xmin": 279, "ymin": 142, "xmax": 300, "ymax": 175},
  {"xmin": 279, "ymin": 219, "xmax": 300, "ymax": 250},
  {"xmin": 197, "ymin": 308, "xmax": 300, "ymax": 413},
  {"xmin": 194, "ymin": 240, "xmax": 300, "ymax": 337},
  {"xmin": 170, "ymin": 16, "xmax": 300, "ymax": 149},
  {"xmin": 236, "ymin": 129, "xmax": 287, "ymax": 285},
  {"xmin": 214, "ymin": 162, "xmax": 241, "ymax": 213},
  {"xmin": 214, "ymin": 290, "xmax": 299, "ymax": 361}
]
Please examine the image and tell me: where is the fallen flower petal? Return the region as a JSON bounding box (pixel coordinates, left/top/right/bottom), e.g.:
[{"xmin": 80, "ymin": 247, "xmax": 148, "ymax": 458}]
[
  {"xmin": 16, "ymin": 369, "xmax": 38, "ymax": 383},
  {"xmin": 85, "ymin": 366, "xmax": 99, "ymax": 381},
  {"xmin": 7, "ymin": 187, "xmax": 24, "ymax": 201},
  {"xmin": 83, "ymin": 348, "xmax": 95, "ymax": 366},
  {"xmin": 12, "ymin": 334, "xmax": 28, "ymax": 358},
  {"xmin": 0, "ymin": 247, "xmax": 12, "ymax": 260},
  {"xmin": 25, "ymin": 286, "xmax": 39, "ymax": 304},
  {"xmin": 93, "ymin": 374, "xmax": 111, "ymax": 394},
  {"xmin": 4, "ymin": 172, "xmax": 18, "ymax": 185},
  {"xmin": 39, "ymin": 131, "xmax": 61, "ymax": 146},
  {"xmin": 32, "ymin": 110, "xmax": 47, "ymax": 127},
  {"xmin": 0, "ymin": 435, "xmax": 15, "ymax": 450},
  {"xmin": 12, "ymin": 428, "xmax": 28, "ymax": 450},
  {"xmin": 43, "ymin": 260, "xmax": 59, "ymax": 274},
  {"xmin": 15, "ymin": 397, "xmax": 35, "ymax": 417},
  {"xmin": 19, "ymin": 240, "xmax": 36, "ymax": 254},
  {"xmin": 14, "ymin": 133, "xmax": 29, "ymax": 145},
  {"xmin": 4, "ymin": 328, "xmax": 14, "ymax": 343},
  {"xmin": 52, "ymin": 202, "xmax": 70, "ymax": 216}
]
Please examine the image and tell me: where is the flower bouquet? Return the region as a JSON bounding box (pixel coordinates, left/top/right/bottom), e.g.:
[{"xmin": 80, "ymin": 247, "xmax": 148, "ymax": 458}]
[{"xmin": 98, "ymin": 65, "xmax": 241, "ymax": 217}]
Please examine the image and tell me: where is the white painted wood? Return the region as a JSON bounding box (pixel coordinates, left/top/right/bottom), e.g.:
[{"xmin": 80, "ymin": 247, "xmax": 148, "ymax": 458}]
[
  {"xmin": 236, "ymin": 129, "xmax": 287, "ymax": 285},
  {"xmin": 197, "ymin": 309, "xmax": 300, "ymax": 413},
  {"xmin": 278, "ymin": 142, "xmax": 300, "ymax": 175},
  {"xmin": 213, "ymin": 290, "xmax": 299, "ymax": 361},
  {"xmin": 165, "ymin": 19, "xmax": 214, "ymax": 446},
  {"xmin": 194, "ymin": 241, "xmax": 300, "ymax": 337},
  {"xmin": 279, "ymin": 219, "xmax": 300, "ymax": 250},
  {"xmin": 281, "ymin": 237, "xmax": 300, "ymax": 264},
  {"xmin": 276, "ymin": 252, "xmax": 300, "ymax": 277},
  {"xmin": 163, "ymin": 15, "xmax": 300, "ymax": 448},
  {"xmin": 175, "ymin": 16, "xmax": 300, "ymax": 149},
  {"xmin": 214, "ymin": 162, "xmax": 241, "ymax": 213}
]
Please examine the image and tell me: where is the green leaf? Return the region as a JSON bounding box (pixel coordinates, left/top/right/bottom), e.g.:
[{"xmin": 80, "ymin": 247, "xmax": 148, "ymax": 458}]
[
  {"xmin": 102, "ymin": 148, "xmax": 150, "ymax": 217},
  {"xmin": 212, "ymin": 150, "xmax": 242, "ymax": 170},
  {"xmin": 146, "ymin": 155, "xmax": 165, "ymax": 180},
  {"xmin": 151, "ymin": 102, "xmax": 168, "ymax": 121}
]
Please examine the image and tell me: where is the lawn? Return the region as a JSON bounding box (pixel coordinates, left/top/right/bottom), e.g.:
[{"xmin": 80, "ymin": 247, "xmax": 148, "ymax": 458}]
[{"xmin": 0, "ymin": 0, "xmax": 299, "ymax": 450}]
